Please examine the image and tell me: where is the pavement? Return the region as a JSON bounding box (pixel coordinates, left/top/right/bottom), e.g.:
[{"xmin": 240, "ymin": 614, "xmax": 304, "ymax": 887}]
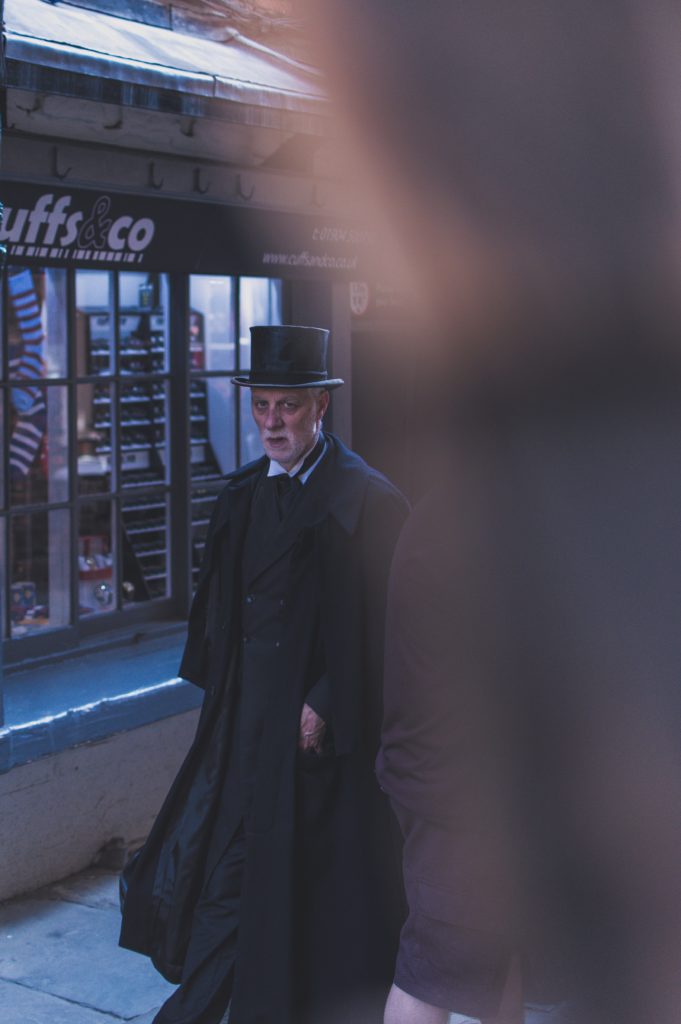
[
  {"xmin": 0, "ymin": 868, "xmax": 174, "ymax": 1023},
  {"xmin": 0, "ymin": 867, "xmax": 562, "ymax": 1024}
]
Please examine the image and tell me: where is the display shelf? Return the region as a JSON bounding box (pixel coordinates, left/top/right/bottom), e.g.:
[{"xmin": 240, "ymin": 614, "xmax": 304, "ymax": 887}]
[
  {"xmin": 119, "ymin": 347, "xmax": 166, "ymax": 356},
  {"xmin": 126, "ymin": 524, "xmax": 165, "ymax": 537},
  {"xmin": 122, "ymin": 498, "xmax": 167, "ymax": 600},
  {"xmin": 190, "ymin": 470, "xmax": 222, "ymax": 481},
  {"xmin": 123, "ymin": 501, "xmax": 164, "ymax": 514},
  {"xmin": 95, "ymin": 443, "xmax": 163, "ymax": 454},
  {"xmin": 80, "ymin": 307, "xmax": 229, "ymax": 603},
  {"xmin": 83, "ymin": 304, "xmax": 170, "ymax": 602}
]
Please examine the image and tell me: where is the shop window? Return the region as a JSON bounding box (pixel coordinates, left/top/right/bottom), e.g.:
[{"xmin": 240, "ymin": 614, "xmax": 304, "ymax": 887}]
[
  {"xmin": 5, "ymin": 267, "xmax": 71, "ymax": 641},
  {"xmin": 238, "ymin": 278, "xmax": 282, "ymax": 462},
  {"xmin": 75, "ymin": 269, "xmax": 172, "ymax": 620},
  {"xmin": 0, "ymin": 266, "xmax": 283, "ymax": 657},
  {"xmin": 238, "ymin": 277, "xmax": 282, "ymax": 371},
  {"xmin": 78, "ymin": 501, "xmax": 115, "ymax": 617},
  {"xmin": 188, "ymin": 275, "xmax": 281, "ymax": 590},
  {"xmin": 121, "ymin": 495, "xmax": 170, "ymax": 605},
  {"xmin": 8, "ymin": 266, "xmax": 68, "ymax": 379}
]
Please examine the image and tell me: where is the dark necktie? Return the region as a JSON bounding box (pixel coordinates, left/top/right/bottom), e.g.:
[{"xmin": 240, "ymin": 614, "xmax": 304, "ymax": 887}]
[
  {"xmin": 271, "ymin": 435, "xmax": 325, "ymax": 520},
  {"xmin": 275, "ymin": 473, "xmax": 301, "ymax": 519}
]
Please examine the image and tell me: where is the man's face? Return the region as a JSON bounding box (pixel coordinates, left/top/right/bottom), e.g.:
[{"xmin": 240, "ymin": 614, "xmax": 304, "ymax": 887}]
[{"xmin": 251, "ymin": 388, "xmax": 329, "ymax": 471}]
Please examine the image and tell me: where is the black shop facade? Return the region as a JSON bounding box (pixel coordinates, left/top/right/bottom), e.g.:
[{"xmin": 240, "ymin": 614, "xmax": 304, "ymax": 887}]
[{"xmin": 0, "ymin": 181, "xmax": 366, "ymax": 664}]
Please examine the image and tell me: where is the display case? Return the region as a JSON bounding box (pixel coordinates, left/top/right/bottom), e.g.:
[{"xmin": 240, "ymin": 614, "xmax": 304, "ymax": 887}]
[
  {"xmin": 80, "ymin": 302, "xmax": 170, "ymax": 604},
  {"xmin": 121, "ymin": 494, "xmax": 168, "ymax": 603},
  {"xmin": 2, "ymin": 264, "xmax": 284, "ymax": 650}
]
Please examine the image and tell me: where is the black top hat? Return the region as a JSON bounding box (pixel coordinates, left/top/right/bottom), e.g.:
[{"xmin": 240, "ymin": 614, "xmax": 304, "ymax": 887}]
[{"xmin": 232, "ymin": 325, "xmax": 344, "ymax": 390}]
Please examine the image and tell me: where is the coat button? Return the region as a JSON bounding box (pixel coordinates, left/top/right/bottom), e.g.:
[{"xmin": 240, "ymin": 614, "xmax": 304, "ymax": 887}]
[
  {"xmin": 243, "ymin": 635, "xmax": 250, "ymax": 644},
  {"xmin": 246, "ymin": 594, "xmax": 255, "ymax": 604},
  {"xmin": 279, "ymin": 599, "xmax": 285, "ymax": 608},
  {"xmin": 275, "ymin": 641, "xmax": 281, "ymax": 648}
]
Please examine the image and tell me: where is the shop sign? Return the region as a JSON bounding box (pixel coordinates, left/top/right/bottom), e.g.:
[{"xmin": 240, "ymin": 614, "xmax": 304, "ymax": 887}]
[
  {"xmin": 350, "ymin": 281, "xmax": 371, "ymax": 317},
  {"xmin": 350, "ymin": 279, "xmax": 407, "ymax": 319},
  {"xmin": 0, "ymin": 182, "xmax": 374, "ymax": 278}
]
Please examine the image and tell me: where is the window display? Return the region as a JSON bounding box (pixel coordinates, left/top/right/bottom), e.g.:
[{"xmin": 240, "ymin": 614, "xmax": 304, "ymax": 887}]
[
  {"xmin": 78, "ymin": 501, "xmax": 114, "ymax": 618},
  {"xmin": 7, "ymin": 266, "xmax": 69, "ymax": 509},
  {"xmin": 1, "ymin": 265, "xmax": 285, "ymax": 650},
  {"xmin": 10, "ymin": 509, "xmax": 70, "ymax": 637},
  {"xmin": 7, "ymin": 380, "xmax": 69, "ymax": 637},
  {"xmin": 9, "ymin": 385, "xmax": 69, "ymax": 508},
  {"xmin": 190, "ymin": 484, "xmax": 222, "ymax": 581},
  {"xmin": 119, "ymin": 382, "xmax": 168, "ymax": 488},
  {"xmin": 238, "ymin": 277, "xmax": 282, "ymax": 371},
  {"xmin": 190, "ymin": 377, "xmax": 233, "ymax": 483},
  {"xmin": 187, "ymin": 275, "xmax": 281, "ymax": 588},
  {"xmin": 75, "ymin": 270, "xmax": 113, "ymax": 376},
  {"xmin": 121, "ymin": 495, "xmax": 169, "ymax": 603},
  {"xmin": 8, "ymin": 266, "xmax": 68, "ymax": 379},
  {"xmin": 188, "ymin": 276, "xmax": 234, "ymax": 372},
  {"xmin": 78, "ymin": 382, "xmax": 112, "ymax": 496},
  {"xmin": 239, "ymin": 386, "xmax": 263, "ymax": 465},
  {"xmin": 76, "ymin": 270, "xmax": 171, "ymax": 611},
  {"xmin": 188, "ymin": 276, "xmax": 238, "ymax": 590}
]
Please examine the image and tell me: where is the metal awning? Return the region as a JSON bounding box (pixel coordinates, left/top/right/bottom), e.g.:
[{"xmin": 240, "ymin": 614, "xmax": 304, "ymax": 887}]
[{"xmin": 6, "ymin": 0, "xmax": 329, "ymax": 117}]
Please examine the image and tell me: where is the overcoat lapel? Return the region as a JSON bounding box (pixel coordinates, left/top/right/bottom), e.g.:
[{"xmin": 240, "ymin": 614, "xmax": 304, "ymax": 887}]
[
  {"xmin": 215, "ymin": 471, "xmax": 260, "ymax": 588},
  {"xmin": 179, "ymin": 462, "xmax": 261, "ymax": 689},
  {"xmin": 211, "ymin": 459, "xmax": 263, "ymax": 540}
]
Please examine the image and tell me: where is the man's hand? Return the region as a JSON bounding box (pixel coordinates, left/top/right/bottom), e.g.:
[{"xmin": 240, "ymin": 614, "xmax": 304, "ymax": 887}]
[{"xmin": 299, "ymin": 703, "xmax": 326, "ymax": 753}]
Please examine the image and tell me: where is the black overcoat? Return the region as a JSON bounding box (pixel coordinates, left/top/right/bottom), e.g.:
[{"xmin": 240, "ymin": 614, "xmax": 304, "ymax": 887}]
[{"xmin": 120, "ymin": 434, "xmax": 408, "ymax": 1024}]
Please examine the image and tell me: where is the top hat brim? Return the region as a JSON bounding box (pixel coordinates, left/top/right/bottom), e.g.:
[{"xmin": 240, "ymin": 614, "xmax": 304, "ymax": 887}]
[{"xmin": 232, "ymin": 376, "xmax": 344, "ymax": 390}]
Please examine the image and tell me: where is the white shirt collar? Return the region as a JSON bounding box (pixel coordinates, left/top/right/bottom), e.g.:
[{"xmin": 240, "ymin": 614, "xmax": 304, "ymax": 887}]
[{"xmin": 266, "ymin": 435, "xmax": 327, "ymax": 484}]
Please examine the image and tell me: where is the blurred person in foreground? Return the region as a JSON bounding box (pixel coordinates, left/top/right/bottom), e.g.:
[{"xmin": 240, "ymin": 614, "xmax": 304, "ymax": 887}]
[
  {"xmin": 119, "ymin": 326, "xmax": 408, "ymax": 1024},
  {"xmin": 306, "ymin": 3, "xmax": 681, "ymax": 1023}
]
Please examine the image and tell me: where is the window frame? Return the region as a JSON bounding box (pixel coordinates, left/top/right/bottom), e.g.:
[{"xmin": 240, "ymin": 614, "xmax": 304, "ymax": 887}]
[{"xmin": 0, "ymin": 266, "xmax": 287, "ymax": 667}]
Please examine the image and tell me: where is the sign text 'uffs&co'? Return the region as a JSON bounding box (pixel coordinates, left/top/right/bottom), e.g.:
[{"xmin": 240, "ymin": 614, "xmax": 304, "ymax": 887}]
[{"xmin": 0, "ymin": 192, "xmax": 156, "ymax": 264}]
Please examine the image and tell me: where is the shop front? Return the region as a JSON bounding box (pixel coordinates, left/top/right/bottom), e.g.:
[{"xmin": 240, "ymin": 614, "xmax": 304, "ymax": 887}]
[
  {"xmin": 0, "ymin": 180, "xmax": 366, "ymax": 667},
  {"xmin": 0, "ymin": 0, "xmax": 374, "ymax": 898}
]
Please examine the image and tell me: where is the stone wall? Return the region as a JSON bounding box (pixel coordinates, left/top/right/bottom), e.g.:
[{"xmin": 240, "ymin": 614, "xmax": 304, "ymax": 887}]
[{"xmin": 0, "ymin": 709, "xmax": 199, "ymax": 902}]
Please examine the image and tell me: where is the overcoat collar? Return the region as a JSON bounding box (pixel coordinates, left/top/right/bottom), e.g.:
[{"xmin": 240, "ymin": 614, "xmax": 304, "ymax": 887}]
[{"xmin": 210, "ymin": 433, "xmax": 372, "ymax": 540}]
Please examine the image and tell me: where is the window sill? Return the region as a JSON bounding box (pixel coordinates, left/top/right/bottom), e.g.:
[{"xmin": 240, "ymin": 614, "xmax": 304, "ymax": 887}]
[{"xmin": 0, "ymin": 622, "xmax": 203, "ymax": 774}]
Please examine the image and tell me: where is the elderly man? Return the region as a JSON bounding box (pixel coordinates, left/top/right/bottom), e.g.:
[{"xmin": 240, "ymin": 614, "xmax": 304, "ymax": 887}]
[{"xmin": 120, "ymin": 325, "xmax": 408, "ymax": 1024}]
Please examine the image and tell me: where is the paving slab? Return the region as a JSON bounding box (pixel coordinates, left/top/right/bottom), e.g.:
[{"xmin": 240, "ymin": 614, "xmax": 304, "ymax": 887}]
[
  {"xmin": 34, "ymin": 869, "xmax": 120, "ymax": 911},
  {"xmin": 0, "ymin": 977, "xmax": 118, "ymax": 1024},
  {"xmin": 0, "ymin": 868, "xmax": 565, "ymax": 1024},
  {"xmin": 0, "ymin": 895, "xmax": 174, "ymax": 1019}
]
